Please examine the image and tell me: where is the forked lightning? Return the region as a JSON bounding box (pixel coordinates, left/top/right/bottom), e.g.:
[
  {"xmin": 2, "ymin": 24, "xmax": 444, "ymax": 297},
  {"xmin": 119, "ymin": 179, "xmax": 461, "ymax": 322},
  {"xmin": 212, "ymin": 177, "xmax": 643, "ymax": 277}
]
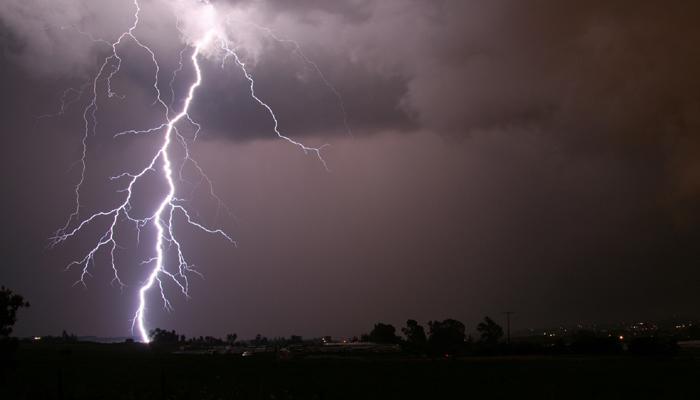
[{"xmin": 48, "ymin": 0, "xmax": 334, "ymax": 342}]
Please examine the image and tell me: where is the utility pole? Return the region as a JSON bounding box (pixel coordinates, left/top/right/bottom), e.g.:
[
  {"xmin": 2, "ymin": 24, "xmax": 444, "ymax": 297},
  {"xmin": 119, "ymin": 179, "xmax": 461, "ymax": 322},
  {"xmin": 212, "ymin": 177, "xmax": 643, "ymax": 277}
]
[{"xmin": 503, "ymin": 311, "xmax": 515, "ymax": 345}]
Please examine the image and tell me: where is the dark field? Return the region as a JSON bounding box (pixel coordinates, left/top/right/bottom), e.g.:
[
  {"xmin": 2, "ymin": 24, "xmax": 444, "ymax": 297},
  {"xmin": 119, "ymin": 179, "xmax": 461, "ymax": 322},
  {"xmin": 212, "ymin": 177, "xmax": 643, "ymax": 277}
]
[{"xmin": 3, "ymin": 343, "xmax": 699, "ymax": 400}]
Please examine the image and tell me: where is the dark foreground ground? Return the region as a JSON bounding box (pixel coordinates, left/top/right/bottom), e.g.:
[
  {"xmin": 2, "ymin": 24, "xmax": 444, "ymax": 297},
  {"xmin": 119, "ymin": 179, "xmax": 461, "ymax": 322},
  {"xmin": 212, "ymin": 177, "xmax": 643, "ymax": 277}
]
[{"xmin": 2, "ymin": 343, "xmax": 699, "ymax": 399}]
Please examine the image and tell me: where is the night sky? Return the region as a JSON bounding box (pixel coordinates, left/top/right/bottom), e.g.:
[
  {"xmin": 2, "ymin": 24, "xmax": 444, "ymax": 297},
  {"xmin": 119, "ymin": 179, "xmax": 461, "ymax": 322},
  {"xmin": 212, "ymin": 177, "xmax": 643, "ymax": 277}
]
[{"xmin": 1, "ymin": 0, "xmax": 699, "ymax": 340}]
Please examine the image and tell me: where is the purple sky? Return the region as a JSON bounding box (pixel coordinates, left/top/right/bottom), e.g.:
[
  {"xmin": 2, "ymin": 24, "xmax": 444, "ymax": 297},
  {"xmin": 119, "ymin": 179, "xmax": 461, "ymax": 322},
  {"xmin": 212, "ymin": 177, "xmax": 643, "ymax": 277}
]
[{"xmin": 1, "ymin": 0, "xmax": 699, "ymax": 339}]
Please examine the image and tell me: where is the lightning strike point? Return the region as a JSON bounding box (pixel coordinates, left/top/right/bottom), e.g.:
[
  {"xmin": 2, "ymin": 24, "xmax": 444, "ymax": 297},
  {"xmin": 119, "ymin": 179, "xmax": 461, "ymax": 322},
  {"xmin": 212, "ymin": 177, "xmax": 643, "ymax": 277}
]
[{"xmin": 49, "ymin": 0, "xmax": 340, "ymax": 344}]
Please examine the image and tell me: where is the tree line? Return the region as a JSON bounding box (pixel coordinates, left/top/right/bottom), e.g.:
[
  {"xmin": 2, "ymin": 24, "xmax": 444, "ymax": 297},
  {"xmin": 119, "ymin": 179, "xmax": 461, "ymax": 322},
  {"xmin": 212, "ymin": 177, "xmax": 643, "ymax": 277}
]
[
  {"xmin": 1, "ymin": 286, "xmax": 690, "ymax": 357},
  {"xmin": 360, "ymin": 317, "xmax": 503, "ymax": 356},
  {"xmin": 148, "ymin": 316, "xmax": 505, "ymax": 357}
]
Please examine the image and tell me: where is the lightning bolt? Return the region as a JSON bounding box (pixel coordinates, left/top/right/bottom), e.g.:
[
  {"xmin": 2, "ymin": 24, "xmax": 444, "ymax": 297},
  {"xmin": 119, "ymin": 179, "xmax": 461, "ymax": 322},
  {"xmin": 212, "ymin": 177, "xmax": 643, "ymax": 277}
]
[
  {"xmin": 244, "ymin": 21, "xmax": 353, "ymax": 139},
  {"xmin": 47, "ymin": 0, "xmax": 333, "ymax": 342}
]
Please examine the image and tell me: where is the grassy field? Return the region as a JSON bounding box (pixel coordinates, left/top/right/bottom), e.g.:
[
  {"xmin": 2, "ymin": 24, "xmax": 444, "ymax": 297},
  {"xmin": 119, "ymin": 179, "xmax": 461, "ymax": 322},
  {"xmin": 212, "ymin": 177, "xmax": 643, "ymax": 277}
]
[{"xmin": 2, "ymin": 342, "xmax": 699, "ymax": 399}]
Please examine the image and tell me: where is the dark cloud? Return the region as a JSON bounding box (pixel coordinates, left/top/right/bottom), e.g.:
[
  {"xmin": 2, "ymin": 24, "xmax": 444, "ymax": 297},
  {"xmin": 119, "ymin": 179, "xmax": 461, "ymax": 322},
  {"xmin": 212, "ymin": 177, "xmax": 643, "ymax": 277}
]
[
  {"xmin": 190, "ymin": 45, "xmax": 415, "ymax": 140},
  {"xmin": 208, "ymin": 0, "xmax": 700, "ymax": 207}
]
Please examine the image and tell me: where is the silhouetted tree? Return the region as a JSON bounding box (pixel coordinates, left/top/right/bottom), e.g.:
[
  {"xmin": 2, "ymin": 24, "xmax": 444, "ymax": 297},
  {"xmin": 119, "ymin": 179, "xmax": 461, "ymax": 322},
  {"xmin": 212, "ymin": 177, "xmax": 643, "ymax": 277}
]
[
  {"xmin": 0, "ymin": 286, "xmax": 30, "ymax": 338},
  {"xmin": 204, "ymin": 336, "xmax": 224, "ymax": 345},
  {"xmin": 402, "ymin": 319, "xmax": 427, "ymax": 353},
  {"xmin": 226, "ymin": 333, "xmax": 238, "ymax": 345},
  {"xmin": 252, "ymin": 334, "xmax": 269, "ymax": 346},
  {"xmin": 289, "ymin": 335, "xmax": 303, "ymax": 344},
  {"xmin": 149, "ymin": 328, "xmax": 179, "ymax": 344},
  {"xmin": 428, "ymin": 319, "xmax": 465, "ymax": 356},
  {"xmin": 368, "ymin": 323, "xmax": 400, "ymax": 344},
  {"xmin": 61, "ymin": 330, "xmax": 78, "ymax": 343},
  {"xmin": 476, "ymin": 316, "xmax": 504, "ymax": 345}
]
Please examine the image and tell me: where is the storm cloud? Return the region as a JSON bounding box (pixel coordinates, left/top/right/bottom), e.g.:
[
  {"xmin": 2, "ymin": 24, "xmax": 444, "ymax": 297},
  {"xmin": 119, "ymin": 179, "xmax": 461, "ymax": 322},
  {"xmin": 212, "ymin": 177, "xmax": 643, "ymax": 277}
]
[{"xmin": 1, "ymin": 1, "xmax": 699, "ymax": 338}]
